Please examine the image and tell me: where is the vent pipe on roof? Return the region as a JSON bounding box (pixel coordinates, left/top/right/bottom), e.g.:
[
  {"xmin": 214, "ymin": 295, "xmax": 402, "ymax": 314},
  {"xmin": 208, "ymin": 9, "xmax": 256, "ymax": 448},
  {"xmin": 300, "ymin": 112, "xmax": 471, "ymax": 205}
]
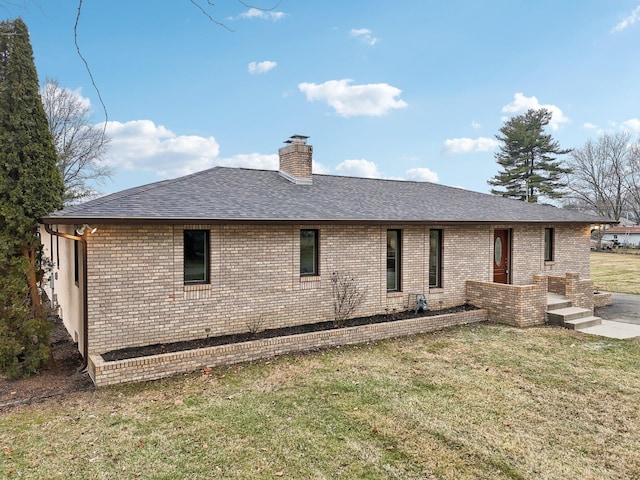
[{"xmin": 278, "ymin": 134, "xmax": 313, "ymax": 185}]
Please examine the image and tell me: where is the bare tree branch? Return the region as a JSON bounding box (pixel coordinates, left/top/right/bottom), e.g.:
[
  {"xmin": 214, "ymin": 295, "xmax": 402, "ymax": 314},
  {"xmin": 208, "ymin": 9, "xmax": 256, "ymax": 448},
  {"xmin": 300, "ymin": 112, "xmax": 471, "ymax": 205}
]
[
  {"xmin": 564, "ymin": 131, "xmax": 637, "ymax": 222},
  {"xmin": 189, "ymin": 0, "xmax": 234, "ymax": 32},
  {"xmin": 41, "ymin": 78, "xmax": 112, "ymax": 203},
  {"xmin": 237, "ymin": 0, "xmax": 282, "ymax": 11},
  {"xmin": 73, "ymin": 0, "xmax": 108, "ymax": 135},
  {"xmin": 188, "ymin": 0, "xmax": 282, "ymax": 30},
  {"xmin": 624, "ymin": 143, "xmax": 640, "ymax": 223}
]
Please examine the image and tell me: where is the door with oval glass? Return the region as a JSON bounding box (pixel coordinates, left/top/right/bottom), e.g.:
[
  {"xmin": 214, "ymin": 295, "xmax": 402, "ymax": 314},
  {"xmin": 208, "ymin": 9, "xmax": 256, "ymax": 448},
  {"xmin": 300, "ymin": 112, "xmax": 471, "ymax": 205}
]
[{"xmin": 493, "ymin": 229, "xmax": 510, "ymax": 284}]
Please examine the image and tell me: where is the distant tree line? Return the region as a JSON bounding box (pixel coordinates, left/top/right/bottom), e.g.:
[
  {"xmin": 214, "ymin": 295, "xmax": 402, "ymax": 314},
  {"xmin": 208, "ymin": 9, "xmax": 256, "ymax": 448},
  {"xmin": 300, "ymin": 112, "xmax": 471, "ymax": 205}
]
[{"xmin": 564, "ymin": 131, "xmax": 640, "ymax": 224}]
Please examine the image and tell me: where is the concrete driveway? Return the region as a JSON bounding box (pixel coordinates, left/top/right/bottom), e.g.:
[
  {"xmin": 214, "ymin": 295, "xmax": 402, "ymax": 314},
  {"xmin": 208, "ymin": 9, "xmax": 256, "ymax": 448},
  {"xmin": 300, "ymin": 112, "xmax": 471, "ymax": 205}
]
[{"xmin": 595, "ymin": 292, "xmax": 640, "ymax": 325}]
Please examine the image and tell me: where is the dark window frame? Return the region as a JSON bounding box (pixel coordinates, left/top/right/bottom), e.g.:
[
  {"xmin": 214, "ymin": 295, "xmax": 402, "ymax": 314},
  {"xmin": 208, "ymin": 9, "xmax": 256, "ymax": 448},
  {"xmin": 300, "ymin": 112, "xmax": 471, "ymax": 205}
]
[
  {"xmin": 300, "ymin": 229, "xmax": 319, "ymax": 277},
  {"xmin": 183, "ymin": 229, "xmax": 210, "ymax": 285},
  {"xmin": 429, "ymin": 229, "xmax": 443, "ymax": 288},
  {"xmin": 544, "ymin": 227, "xmax": 554, "ymax": 262},
  {"xmin": 387, "ymin": 229, "xmax": 402, "ymax": 292}
]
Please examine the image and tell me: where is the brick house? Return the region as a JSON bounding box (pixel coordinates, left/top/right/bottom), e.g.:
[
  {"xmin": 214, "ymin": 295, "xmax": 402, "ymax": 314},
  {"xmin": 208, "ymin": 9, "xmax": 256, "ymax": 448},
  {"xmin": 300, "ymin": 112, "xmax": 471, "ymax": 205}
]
[{"xmin": 40, "ymin": 135, "xmax": 606, "ymax": 385}]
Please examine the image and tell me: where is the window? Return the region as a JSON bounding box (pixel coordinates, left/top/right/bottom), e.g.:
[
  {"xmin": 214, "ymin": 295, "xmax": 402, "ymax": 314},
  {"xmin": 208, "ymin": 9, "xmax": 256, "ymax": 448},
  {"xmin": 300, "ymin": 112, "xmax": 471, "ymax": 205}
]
[
  {"xmin": 184, "ymin": 230, "xmax": 210, "ymax": 284},
  {"xmin": 544, "ymin": 228, "xmax": 554, "ymax": 262},
  {"xmin": 429, "ymin": 229, "xmax": 442, "ymax": 288},
  {"xmin": 387, "ymin": 230, "xmax": 401, "ymax": 292},
  {"xmin": 300, "ymin": 229, "xmax": 318, "ymax": 276}
]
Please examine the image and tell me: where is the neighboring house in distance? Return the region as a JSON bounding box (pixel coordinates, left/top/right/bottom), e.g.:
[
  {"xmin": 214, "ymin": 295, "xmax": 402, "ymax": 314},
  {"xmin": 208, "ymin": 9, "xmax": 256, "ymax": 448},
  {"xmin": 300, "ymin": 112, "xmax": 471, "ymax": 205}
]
[
  {"xmin": 40, "ymin": 135, "xmax": 608, "ymax": 385},
  {"xmin": 602, "ymin": 226, "xmax": 640, "ymax": 248}
]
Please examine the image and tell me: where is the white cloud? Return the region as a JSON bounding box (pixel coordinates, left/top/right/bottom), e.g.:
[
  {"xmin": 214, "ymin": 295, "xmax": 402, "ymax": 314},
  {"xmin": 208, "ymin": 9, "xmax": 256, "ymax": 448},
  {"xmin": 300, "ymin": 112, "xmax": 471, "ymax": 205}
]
[
  {"xmin": 502, "ymin": 92, "xmax": 569, "ymax": 130},
  {"xmin": 240, "ymin": 8, "xmax": 286, "ymax": 20},
  {"xmin": 612, "ymin": 5, "xmax": 640, "ymax": 33},
  {"xmin": 583, "ymin": 122, "xmax": 598, "ymax": 130},
  {"xmin": 335, "ymin": 159, "xmax": 381, "ymax": 178},
  {"xmin": 104, "ymin": 119, "xmax": 441, "ymax": 184},
  {"xmin": 248, "ymin": 60, "xmax": 277, "ymax": 74},
  {"xmin": 622, "ymin": 118, "xmax": 640, "ymax": 132},
  {"xmin": 40, "ymin": 82, "xmax": 92, "ymax": 111},
  {"xmin": 298, "ymin": 79, "xmax": 408, "ymax": 117},
  {"xmin": 312, "ymin": 160, "xmax": 332, "ymax": 175},
  {"xmin": 404, "ymin": 167, "xmax": 439, "ymax": 182},
  {"xmin": 443, "ymin": 137, "xmax": 499, "ymax": 154},
  {"xmin": 333, "ymin": 159, "xmax": 439, "ymax": 183},
  {"xmin": 217, "ymin": 153, "xmax": 278, "ymax": 170},
  {"xmin": 350, "ymin": 28, "xmax": 378, "ymax": 45},
  {"xmin": 471, "ymin": 120, "xmax": 482, "ymax": 129},
  {"xmin": 105, "ymin": 121, "xmax": 292, "ymax": 178},
  {"xmin": 104, "ymin": 120, "xmax": 221, "ymax": 178}
]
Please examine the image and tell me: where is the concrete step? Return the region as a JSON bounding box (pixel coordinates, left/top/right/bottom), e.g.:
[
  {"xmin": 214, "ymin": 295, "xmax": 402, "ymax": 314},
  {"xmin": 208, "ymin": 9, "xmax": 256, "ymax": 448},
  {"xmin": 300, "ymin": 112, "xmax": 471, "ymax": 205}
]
[
  {"xmin": 564, "ymin": 316, "xmax": 603, "ymax": 330},
  {"xmin": 547, "ymin": 299, "xmax": 573, "ymax": 311},
  {"xmin": 546, "ymin": 306, "xmax": 594, "ymax": 325},
  {"xmin": 546, "ymin": 293, "xmax": 572, "ymax": 311}
]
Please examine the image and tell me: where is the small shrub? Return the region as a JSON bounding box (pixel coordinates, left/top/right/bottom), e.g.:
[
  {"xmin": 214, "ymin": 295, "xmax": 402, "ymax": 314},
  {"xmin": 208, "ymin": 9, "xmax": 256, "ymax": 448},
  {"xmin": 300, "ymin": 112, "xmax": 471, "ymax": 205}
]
[
  {"xmin": 0, "ymin": 256, "xmax": 52, "ymax": 378},
  {"xmin": 246, "ymin": 315, "xmax": 265, "ymax": 335},
  {"xmin": 330, "ymin": 272, "xmax": 366, "ymax": 327}
]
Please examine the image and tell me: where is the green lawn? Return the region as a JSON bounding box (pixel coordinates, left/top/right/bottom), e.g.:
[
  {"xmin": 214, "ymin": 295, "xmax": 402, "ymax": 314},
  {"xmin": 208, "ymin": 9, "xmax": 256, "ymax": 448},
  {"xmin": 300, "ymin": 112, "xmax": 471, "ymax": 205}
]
[
  {"xmin": 591, "ymin": 251, "xmax": 640, "ymax": 294},
  {"xmin": 2, "ymin": 323, "xmax": 639, "ymax": 479}
]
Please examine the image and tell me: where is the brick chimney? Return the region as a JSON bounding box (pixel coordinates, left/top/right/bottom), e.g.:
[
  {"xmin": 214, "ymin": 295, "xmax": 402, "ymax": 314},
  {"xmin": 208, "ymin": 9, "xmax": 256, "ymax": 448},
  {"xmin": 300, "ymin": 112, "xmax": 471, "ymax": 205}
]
[{"xmin": 278, "ymin": 134, "xmax": 313, "ymax": 185}]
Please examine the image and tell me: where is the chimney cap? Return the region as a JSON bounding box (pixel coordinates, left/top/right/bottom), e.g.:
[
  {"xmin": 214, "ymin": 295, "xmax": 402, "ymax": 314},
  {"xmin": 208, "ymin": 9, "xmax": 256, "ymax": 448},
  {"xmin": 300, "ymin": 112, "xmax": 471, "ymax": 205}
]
[{"xmin": 284, "ymin": 134, "xmax": 309, "ymax": 145}]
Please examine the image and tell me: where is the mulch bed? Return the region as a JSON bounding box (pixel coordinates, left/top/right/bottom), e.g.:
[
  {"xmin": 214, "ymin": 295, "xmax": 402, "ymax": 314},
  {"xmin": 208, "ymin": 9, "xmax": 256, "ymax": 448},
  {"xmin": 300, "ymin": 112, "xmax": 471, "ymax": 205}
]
[{"xmin": 102, "ymin": 304, "xmax": 478, "ymax": 362}]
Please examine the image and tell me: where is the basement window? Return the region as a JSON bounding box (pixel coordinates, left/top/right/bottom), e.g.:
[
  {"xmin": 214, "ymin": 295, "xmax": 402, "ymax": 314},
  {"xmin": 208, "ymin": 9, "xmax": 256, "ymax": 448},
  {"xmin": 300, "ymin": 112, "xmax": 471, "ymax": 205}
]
[{"xmin": 184, "ymin": 230, "xmax": 210, "ymax": 284}]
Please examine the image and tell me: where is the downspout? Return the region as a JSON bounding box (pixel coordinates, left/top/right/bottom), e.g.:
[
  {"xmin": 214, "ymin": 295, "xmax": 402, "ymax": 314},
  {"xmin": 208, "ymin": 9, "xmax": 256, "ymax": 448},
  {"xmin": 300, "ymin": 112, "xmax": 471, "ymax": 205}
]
[{"xmin": 43, "ymin": 223, "xmax": 89, "ymax": 372}]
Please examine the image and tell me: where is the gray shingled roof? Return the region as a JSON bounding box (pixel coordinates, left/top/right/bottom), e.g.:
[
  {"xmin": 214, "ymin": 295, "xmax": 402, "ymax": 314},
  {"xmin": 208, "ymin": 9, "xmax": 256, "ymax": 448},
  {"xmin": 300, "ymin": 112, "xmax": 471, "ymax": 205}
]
[{"xmin": 41, "ymin": 167, "xmax": 609, "ymax": 225}]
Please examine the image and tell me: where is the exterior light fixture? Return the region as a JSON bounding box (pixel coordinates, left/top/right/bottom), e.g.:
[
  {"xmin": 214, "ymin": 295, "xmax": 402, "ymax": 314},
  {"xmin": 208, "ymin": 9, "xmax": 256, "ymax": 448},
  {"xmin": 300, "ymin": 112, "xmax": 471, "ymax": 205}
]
[{"xmin": 76, "ymin": 224, "xmax": 97, "ymax": 235}]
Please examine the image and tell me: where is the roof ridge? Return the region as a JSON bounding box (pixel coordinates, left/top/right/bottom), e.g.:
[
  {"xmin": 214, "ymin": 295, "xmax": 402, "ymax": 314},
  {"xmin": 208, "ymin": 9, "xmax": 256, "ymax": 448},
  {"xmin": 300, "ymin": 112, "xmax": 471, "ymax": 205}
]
[
  {"xmin": 313, "ymin": 172, "xmax": 438, "ymax": 186},
  {"xmin": 42, "ymin": 165, "xmax": 612, "ymax": 225}
]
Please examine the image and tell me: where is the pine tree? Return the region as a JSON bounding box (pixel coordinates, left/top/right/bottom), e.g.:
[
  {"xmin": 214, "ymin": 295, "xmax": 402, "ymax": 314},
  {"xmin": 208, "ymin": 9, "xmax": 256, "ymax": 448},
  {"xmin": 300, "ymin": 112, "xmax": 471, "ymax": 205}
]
[
  {"xmin": 0, "ymin": 18, "xmax": 64, "ymax": 376},
  {"xmin": 488, "ymin": 108, "xmax": 571, "ymax": 203}
]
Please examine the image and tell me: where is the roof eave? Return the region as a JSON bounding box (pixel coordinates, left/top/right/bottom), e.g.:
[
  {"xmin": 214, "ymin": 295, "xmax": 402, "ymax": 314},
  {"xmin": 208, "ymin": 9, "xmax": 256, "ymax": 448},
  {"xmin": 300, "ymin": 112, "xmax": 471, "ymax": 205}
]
[{"xmin": 39, "ymin": 215, "xmax": 611, "ymax": 226}]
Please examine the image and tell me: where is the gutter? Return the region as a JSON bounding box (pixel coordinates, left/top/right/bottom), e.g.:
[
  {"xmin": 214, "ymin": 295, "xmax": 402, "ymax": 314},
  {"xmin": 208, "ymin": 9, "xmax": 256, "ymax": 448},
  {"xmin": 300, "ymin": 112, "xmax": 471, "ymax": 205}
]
[
  {"xmin": 39, "ymin": 217, "xmax": 616, "ymax": 226},
  {"xmin": 43, "ymin": 223, "xmax": 89, "ymax": 372}
]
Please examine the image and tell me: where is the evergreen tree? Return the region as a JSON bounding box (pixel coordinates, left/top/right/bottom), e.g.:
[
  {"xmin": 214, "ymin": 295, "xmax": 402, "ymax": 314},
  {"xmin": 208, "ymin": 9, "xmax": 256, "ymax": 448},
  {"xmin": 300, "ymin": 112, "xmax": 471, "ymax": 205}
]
[
  {"xmin": 0, "ymin": 18, "xmax": 64, "ymax": 376},
  {"xmin": 488, "ymin": 108, "xmax": 571, "ymax": 203}
]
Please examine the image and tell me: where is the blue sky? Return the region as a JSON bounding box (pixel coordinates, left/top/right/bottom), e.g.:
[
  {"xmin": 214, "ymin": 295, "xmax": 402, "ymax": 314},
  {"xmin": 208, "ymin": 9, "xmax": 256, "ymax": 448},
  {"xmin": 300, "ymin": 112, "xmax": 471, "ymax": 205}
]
[{"xmin": 7, "ymin": 0, "xmax": 640, "ymax": 194}]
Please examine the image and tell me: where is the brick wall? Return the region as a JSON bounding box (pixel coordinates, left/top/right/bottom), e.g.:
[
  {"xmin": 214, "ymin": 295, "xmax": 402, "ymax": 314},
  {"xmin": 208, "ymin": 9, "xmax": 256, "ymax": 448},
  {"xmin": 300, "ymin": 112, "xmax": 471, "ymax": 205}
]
[
  {"xmin": 79, "ymin": 222, "xmax": 593, "ymax": 355},
  {"xmin": 88, "ymin": 309, "xmax": 487, "ymax": 386},
  {"xmin": 547, "ymin": 275, "xmax": 566, "ymax": 295},
  {"xmin": 466, "ymin": 275, "xmax": 548, "ymax": 327},
  {"xmin": 565, "ymin": 272, "xmax": 595, "ymax": 311},
  {"xmin": 511, "ymin": 224, "xmax": 591, "ymax": 283},
  {"xmin": 594, "ymin": 292, "xmax": 612, "ymax": 307},
  {"xmin": 548, "ymin": 272, "xmax": 596, "ymax": 312}
]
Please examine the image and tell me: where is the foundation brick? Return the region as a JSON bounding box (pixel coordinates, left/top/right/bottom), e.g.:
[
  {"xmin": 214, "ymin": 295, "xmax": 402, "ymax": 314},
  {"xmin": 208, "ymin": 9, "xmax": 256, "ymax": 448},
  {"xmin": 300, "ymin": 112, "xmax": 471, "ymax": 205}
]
[{"xmin": 88, "ymin": 309, "xmax": 487, "ymax": 386}]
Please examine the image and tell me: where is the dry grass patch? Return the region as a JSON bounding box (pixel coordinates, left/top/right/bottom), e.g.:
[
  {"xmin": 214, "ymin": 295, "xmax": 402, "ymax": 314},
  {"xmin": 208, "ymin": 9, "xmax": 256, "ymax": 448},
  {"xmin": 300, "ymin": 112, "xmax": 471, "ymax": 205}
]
[
  {"xmin": 1, "ymin": 324, "xmax": 639, "ymax": 479},
  {"xmin": 591, "ymin": 251, "xmax": 640, "ymax": 294}
]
